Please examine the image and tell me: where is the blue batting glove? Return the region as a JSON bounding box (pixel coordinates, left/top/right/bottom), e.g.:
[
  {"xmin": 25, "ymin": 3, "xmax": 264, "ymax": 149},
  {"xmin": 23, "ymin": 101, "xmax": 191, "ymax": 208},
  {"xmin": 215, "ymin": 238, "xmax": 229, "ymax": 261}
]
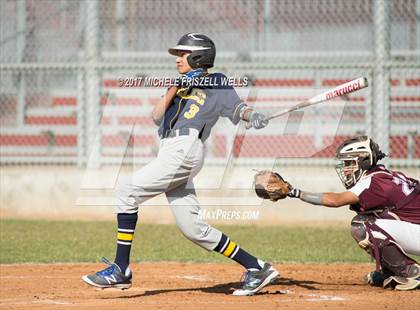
[
  {"xmin": 250, "ymin": 111, "xmax": 269, "ymax": 129},
  {"xmin": 287, "ymin": 188, "xmax": 301, "ymax": 198}
]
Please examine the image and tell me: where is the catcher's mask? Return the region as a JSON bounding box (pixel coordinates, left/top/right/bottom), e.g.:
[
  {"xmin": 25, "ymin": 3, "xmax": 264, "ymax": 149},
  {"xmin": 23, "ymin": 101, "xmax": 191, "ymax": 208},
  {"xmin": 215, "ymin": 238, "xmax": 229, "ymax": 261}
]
[
  {"xmin": 168, "ymin": 33, "xmax": 216, "ymax": 69},
  {"xmin": 335, "ymin": 136, "xmax": 386, "ymax": 189}
]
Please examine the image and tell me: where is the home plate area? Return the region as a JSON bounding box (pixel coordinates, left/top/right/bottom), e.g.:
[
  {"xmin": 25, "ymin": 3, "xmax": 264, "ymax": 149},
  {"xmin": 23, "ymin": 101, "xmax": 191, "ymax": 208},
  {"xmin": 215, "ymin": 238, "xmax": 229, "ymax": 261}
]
[{"xmin": 0, "ymin": 263, "xmax": 418, "ymax": 310}]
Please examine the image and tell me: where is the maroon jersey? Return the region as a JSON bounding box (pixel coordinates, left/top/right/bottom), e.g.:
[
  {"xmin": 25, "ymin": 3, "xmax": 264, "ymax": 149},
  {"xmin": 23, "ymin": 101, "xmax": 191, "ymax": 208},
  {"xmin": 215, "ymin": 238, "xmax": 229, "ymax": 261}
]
[{"xmin": 348, "ymin": 165, "xmax": 420, "ymax": 224}]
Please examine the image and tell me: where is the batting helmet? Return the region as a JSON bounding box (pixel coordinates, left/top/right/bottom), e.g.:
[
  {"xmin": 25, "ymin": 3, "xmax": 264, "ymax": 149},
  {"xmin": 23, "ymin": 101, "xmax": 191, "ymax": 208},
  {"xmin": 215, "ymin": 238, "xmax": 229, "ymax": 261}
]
[
  {"xmin": 335, "ymin": 136, "xmax": 386, "ymax": 188},
  {"xmin": 168, "ymin": 33, "xmax": 216, "ymax": 69}
]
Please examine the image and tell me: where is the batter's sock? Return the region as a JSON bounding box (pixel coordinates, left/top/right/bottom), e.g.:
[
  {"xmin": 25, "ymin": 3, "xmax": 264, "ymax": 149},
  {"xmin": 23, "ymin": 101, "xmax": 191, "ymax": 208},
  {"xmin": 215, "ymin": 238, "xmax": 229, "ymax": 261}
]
[
  {"xmin": 213, "ymin": 233, "xmax": 264, "ymax": 270},
  {"xmin": 114, "ymin": 212, "xmax": 138, "ymax": 273}
]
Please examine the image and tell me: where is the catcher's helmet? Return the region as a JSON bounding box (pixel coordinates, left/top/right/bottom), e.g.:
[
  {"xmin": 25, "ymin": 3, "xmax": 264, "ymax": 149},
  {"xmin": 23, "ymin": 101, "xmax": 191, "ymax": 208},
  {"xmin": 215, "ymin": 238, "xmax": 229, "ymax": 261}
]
[
  {"xmin": 168, "ymin": 33, "xmax": 216, "ymax": 69},
  {"xmin": 335, "ymin": 136, "xmax": 386, "ymax": 189}
]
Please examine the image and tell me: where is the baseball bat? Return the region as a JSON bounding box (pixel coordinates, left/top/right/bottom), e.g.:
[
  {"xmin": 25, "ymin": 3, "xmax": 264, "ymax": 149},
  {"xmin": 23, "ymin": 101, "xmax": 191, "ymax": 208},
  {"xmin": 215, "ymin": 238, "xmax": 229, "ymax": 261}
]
[{"xmin": 246, "ymin": 76, "xmax": 368, "ymax": 128}]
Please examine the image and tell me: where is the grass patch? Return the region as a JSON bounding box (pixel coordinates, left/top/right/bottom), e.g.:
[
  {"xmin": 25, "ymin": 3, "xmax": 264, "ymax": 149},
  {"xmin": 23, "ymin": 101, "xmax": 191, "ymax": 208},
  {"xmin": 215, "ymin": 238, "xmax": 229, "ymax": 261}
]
[{"xmin": 0, "ymin": 219, "xmax": 373, "ymax": 264}]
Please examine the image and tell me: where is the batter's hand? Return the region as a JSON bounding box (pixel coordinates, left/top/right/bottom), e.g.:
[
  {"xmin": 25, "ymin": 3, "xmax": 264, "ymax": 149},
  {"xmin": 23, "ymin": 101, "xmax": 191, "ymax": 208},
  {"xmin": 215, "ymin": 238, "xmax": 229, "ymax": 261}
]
[{"xmin": 250, "ymin": 111, "xmax": 268, "ymax": 129}]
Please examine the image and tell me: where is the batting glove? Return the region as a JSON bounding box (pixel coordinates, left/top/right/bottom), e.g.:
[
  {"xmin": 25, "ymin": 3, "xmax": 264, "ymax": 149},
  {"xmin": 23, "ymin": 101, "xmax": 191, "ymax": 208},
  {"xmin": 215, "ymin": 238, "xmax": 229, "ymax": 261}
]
[
  {"xmin": 250, "ymin": 111, "xmax": 269, "ymax": 129},
  {"xmin": 287, "ymin": 188, "xmax": 301, "ymax": 198}
]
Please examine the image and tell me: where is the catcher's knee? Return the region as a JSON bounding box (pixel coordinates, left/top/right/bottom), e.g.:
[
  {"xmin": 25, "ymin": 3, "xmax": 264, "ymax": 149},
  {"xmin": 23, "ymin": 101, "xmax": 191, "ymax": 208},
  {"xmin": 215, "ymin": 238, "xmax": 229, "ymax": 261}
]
[
  {"xmin": 351, "ymin": 215, "xmax": 419, "ymax": 278},
  {"xmin": 350, "ymin": 215, "xmax": 372, "ymax": 250}
]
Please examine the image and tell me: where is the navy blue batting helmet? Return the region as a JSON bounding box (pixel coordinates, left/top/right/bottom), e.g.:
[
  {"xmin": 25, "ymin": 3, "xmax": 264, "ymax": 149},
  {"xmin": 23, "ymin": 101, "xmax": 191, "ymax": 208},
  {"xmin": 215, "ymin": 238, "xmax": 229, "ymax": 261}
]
[{"xmin": 168, "ymin": 33, "xmax": 216, "ymax": 69}]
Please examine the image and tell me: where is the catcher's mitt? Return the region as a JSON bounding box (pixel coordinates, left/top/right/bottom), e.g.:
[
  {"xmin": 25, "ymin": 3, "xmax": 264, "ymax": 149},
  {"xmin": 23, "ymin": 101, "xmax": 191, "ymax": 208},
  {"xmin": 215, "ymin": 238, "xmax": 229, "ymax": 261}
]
[{"xmin": 254, "ymin": 170, "xmax": 292, "ymax": 201}]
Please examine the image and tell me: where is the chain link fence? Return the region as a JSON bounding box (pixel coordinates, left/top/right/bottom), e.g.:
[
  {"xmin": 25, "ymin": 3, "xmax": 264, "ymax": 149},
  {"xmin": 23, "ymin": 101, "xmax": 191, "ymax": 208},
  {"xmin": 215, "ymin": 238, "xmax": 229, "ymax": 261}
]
[{"xmin": 1, "ymin": 0, "xmax": 419, "ymax": 167}]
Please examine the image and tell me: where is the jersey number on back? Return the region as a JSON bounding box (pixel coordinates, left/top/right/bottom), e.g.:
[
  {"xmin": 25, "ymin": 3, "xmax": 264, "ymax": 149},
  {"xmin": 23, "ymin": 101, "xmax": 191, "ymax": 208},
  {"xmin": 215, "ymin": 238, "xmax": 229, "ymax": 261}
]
[
  {"xmin": 183, "ymin": 89, "xmax": 206, "ymax": 119},
  {"xmin": 392, "ymin": 174, "xmax": 415, "ymax": 196}
]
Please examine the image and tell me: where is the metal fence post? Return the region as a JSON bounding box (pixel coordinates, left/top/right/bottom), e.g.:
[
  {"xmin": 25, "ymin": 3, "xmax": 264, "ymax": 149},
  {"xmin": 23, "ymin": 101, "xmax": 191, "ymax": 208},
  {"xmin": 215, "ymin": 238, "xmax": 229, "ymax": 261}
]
[
  {"xmin": 366, "ymin": 69, "xmax": 374, "ymax": 138},
  {"xmin": 116, "ymin": 0, "xmax": 126, "ymax": 52},
  {"xmin": 263, "ymin": 0, "xmax": 271, "ymax": 52},
  {"xmin": 77, "ymin": 70, "xmax": 85, "ymax": 167},
  {"xmin": 85, "ymin": 0, "xmax": 101, "ymax": 169},
  {"xmin": 16, "ymin": 0, "xmax": 26, "ymax": 127},
  {"xmin": 373, "ymin": 0, "xmax": 391, "ymax": 160}
]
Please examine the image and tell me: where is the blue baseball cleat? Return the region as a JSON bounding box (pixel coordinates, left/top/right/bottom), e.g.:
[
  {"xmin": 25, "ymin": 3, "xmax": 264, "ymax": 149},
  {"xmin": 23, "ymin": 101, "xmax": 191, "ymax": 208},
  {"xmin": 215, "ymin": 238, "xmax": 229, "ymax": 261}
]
[
  {"xmin": 82, "ymin": 257, "xmax": 132, "ymax": 290},
  {"xmin": 233, "ymin": 263, "xmax": 279, "ymax": 296}
]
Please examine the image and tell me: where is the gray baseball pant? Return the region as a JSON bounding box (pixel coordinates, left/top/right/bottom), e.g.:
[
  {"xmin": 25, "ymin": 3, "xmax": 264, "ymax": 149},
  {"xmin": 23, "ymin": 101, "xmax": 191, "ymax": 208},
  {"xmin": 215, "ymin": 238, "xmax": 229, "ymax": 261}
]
[{"xmin": 115, "ymin": 129, "xmax": 222, "ymax": 251}]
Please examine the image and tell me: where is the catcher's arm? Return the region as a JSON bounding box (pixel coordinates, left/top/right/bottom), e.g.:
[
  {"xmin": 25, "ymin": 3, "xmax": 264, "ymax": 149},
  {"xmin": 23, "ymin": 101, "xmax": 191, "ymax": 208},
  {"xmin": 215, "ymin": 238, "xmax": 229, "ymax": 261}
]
[
  {"xmin": 253, "ymin": 170, "xmax": 359, "ymax": 207},
  {"xmin": 322, "ymin": 192, "xmax": 359, "ymax": 207},
  {"xmin": 288, "ymin": 188, "xmax": 359, "ymax": 207}
]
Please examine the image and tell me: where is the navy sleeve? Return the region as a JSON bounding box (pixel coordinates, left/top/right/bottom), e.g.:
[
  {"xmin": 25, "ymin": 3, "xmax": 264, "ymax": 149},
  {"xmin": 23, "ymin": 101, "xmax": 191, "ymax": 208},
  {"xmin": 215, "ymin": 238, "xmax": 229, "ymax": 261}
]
[{"xmin": 218, "ymin": 86, "xmax": 245, "ymax": 125}]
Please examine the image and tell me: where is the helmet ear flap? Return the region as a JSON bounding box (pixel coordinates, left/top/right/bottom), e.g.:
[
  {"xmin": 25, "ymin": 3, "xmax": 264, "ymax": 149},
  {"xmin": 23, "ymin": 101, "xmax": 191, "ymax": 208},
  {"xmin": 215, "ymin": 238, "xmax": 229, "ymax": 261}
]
[
  {"xmin": 186, "ymin": 55, "xmax": 197, "ymax": 69},
  {"xmin": 187, "ymin": 53, "xmax": 205, "ymax": 69}
]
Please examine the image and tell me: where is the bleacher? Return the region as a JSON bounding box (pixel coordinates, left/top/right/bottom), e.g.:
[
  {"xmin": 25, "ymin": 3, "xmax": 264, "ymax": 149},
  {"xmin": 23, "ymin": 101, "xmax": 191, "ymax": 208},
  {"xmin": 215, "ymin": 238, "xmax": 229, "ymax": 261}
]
[{"xmin": 1, "ymin": 76, "xmax": 419, "ymax": 163}]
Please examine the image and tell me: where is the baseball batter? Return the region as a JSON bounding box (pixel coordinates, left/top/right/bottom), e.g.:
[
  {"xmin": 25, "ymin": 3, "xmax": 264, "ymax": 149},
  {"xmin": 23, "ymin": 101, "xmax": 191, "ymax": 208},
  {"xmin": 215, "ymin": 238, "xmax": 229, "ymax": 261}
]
[
  {"xmin": 82, "ymin": 33, "xmax": 278, "ymax": 296},
  {"xmin": 254, "ymin": 136, "xmax": 420, "ymax": 290}
]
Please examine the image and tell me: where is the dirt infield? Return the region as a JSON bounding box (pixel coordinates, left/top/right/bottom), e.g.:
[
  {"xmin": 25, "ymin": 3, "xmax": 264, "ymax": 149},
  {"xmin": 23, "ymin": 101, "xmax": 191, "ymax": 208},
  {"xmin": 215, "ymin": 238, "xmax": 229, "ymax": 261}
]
[{"xmin": 1, "ymin": 263, "xmax": 418, "ymax": 309}]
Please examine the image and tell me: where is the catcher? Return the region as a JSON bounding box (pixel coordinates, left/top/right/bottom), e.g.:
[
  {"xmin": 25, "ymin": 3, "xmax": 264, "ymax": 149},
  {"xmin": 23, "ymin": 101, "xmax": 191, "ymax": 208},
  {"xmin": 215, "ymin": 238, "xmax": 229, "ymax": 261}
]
[{"xmin": 254, "ymin": 136, "xmax": 420, "ymax": 290}]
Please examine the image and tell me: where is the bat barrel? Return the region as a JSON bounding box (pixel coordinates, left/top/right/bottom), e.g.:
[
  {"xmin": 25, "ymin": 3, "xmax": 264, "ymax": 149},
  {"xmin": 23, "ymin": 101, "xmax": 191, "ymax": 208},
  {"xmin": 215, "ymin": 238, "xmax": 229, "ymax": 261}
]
[
  {"xmin": 324, "ymin": 77, "xmax": 368, "ymax": 101},
  {"xmin": 246, "ymin": 77, "xmax": 368, "ymax": 128},
  {"xmin": 265, "ymin": 77, "xmax": 368, "ymax": 122}
]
